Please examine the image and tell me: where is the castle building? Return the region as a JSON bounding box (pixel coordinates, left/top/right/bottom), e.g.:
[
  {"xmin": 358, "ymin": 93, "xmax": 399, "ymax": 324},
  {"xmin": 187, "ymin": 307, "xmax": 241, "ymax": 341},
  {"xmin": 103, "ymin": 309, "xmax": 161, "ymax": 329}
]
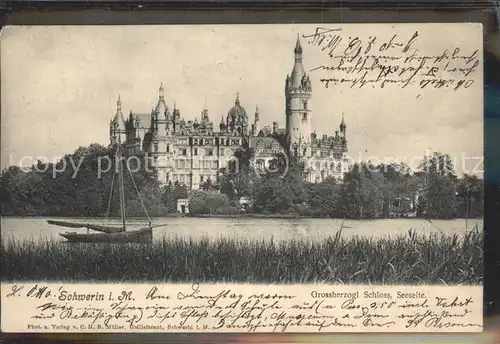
[{"xmin": 109, "ymin": 35, "xmax": 348, "ymax": 189}]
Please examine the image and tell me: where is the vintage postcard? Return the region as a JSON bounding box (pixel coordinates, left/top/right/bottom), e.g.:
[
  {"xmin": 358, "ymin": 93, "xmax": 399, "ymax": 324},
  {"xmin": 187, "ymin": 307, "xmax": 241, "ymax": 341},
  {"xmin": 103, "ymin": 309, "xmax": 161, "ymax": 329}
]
[{"xmin": 1, "ymin": 23, "xmax": 483, "ymax": 333}]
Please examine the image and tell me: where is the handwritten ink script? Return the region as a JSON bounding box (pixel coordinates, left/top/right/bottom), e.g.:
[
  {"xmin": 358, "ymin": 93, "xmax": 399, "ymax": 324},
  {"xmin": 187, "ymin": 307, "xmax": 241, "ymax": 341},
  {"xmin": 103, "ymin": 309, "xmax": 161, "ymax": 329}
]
[
  {"xmin": 1, "ymin": 284, "xmax": 482, "ymax": 333},
  {"xmin": 304, "ymin": 24, "xmax": 482, "ymax": 93}
]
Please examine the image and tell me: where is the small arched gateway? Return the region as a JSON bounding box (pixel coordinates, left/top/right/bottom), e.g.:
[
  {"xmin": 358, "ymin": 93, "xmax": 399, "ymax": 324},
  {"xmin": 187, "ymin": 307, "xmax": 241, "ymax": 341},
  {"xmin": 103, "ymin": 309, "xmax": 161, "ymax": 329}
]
[{"xmin": 177, "ymin": 199, "xmax": 190, "ymax": 214}]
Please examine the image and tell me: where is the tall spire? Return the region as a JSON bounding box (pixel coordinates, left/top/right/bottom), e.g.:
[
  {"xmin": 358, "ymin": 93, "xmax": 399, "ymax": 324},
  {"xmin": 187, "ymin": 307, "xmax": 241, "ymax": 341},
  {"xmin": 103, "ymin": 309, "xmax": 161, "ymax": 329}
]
[
  {"xmin": 255, "ymin": 105, "xmax": 260, "ymax": 122},
  {"xmin": 117, "ymin": 94, "xmax": 122, "ymax": 112},
  {"xmin": 289, "ymin": 34, "xmax": 306, "ymax": 89},
  {"xmin": 235, "ymin": 92, "xmax": 240, "ymax": 105},
  {"xmin": 114, "ymin": 94, "xmax": 126, "ymax": 133},
  {"xmin": 294, "ymin": 33, "xmax": 303, "ymax": 62},
  {"xmin": 159, "ymin": 82, "xmax": 164, "ymax": 100},
  {"xmin": 201, "ymin": 96, "xmax": 209, "ymax": 121},
  {"xmin": 340, "ymin": 113, "xmax": 346, "ymax": 131}
]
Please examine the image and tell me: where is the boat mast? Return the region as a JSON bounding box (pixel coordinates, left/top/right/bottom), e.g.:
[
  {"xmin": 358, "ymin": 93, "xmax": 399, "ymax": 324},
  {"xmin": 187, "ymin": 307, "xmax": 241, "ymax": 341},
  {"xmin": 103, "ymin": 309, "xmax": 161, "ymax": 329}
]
[{"xmin": 117, "ymin": 137, "xmax": 127, "ymax": 232}]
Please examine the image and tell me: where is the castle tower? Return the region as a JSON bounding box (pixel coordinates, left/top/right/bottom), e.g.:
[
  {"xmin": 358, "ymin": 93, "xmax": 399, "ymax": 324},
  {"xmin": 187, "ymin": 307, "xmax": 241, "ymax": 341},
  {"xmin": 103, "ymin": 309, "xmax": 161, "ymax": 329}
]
[
  {"xmin": 152, "ymin": 82, "xmax": 170, "ymax": 184},
  {"xmin": 155, "ymin": 82, "xmax": 169, "ymax": 135},
  {"xmin": 340, "ymin": 114, "xmax": 346, "ymax": 136},
  {"xmin": 110, "ymin": 94, "xmax": 126, "ymax": 145},
  {"xmin": 285, "ymin": 34, "xmax": 312, "ymax": 157},
  {"xmin": 339, "ymin": 113, "xmax": 347, "ymax": 149},
  {"xmin": 253, "ymin": 105, "xmax": 260, "ymax": 135}
]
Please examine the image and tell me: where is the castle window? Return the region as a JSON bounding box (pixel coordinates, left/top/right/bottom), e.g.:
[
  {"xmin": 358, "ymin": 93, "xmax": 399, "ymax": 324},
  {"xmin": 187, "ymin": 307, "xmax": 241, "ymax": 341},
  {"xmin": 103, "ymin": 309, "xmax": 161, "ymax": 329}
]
[
  {"xmin": 206, "ymin": 148, "xmax": 213, "ymax": 156},
  {"xmin": 302, "ymin": 113, "xmax": 308, "ymax": 122},
  {"xmin": 303, "ymin": 148, "xmax": 307, "ymax": 156},
  {"xmin": 303, "ymin": 101, "xmax": 307, "ymax": 110},
  {"xmin": 272, "ymin": 142, "xmax": 281, "ymax": 153},
  {"xmin": 166, "ymin": 145, "xmax": 170, "ymax": 153},
  {"xmin": 220, "ymin": 148, "xmax": 225, "ymax": 156},
  {"xmin": 200, "ymin": 175, "xmax": 204, "ymax": 183},
  {"xmin": 181, "ymin": 148, "xmax": 187, "ymax": 156},
  {"xmin": 194, "ymin": 148, "xmax": 198, "ymax": 156},
  {"xmin": 256, "ymin": 160, "xmax": 264, "ymax": 171}
]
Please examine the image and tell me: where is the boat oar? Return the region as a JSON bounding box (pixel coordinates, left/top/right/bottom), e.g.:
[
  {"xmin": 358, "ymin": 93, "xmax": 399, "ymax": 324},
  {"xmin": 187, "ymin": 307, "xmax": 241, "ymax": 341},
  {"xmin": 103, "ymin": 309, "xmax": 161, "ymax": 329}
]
[
  {"xmin": 138, "ymin": 224, "xmax": 168, "ymax": 230},
  {"xmin": 47, "ymin": 220, "xmax": 86, "ymax": 228}
]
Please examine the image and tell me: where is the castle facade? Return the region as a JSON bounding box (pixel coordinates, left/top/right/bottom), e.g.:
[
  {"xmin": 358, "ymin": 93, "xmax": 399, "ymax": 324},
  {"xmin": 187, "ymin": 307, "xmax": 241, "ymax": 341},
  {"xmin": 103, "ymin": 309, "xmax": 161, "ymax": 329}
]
[{"xmin": 109, "ymin": 35, "xmax": 348, "ymax": 189}]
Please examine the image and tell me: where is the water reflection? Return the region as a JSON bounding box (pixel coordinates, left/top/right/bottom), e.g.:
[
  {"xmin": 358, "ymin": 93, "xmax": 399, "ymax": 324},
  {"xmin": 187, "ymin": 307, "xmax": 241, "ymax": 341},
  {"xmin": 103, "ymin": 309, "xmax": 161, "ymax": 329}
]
[{"xmin": 1, "ymin": 217, "xmax": 482, "ymax": 244}]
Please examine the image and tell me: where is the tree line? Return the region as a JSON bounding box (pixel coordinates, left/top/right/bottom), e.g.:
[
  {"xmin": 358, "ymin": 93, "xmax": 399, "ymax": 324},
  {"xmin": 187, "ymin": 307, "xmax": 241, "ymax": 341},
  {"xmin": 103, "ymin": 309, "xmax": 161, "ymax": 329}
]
[
  {"xmin": 0, "ymin": 144, "xmax": 177, "ymax": 217},
  {"xmin": 0, "ymin": 143, "xmax": 483, "ymax": 219},
  {"xmin": 189, "ymin": 143, "xmax": 483, "ymax": 219}
]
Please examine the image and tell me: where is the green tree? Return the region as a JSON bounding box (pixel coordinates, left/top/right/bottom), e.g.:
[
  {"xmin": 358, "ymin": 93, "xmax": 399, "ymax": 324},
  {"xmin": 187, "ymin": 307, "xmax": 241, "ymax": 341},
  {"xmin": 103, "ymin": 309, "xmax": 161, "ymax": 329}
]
[
  {"xmin": 161, "ymin": 181, "xmax": 189, "ymax": 213},
  {"xmin": 376, "ymin": 162, "xmax": 418, "ymax": 217},
  {"xmin": 252, "ymin": 175, "xmax": 295, "ymax": 213},
  {"xmin": 308, "ymin": 177, "xmax": 340, "ymax": 217},
  {"xmin": 0, "ymin": 143, "xmax": 167, "ymax": 217},
  {"xmin": 425, "ymin": 173, "xmax": 457, "ymax": 219},
  {"xmin": 418, "ymin": 151, "xmax": 456, "ymax": 177},
  {"xmin": 456, "ymin": 174, "xmax": 483, "ymax": 217},
  {"xmin": 417, "ymin": 152, "xmax": 458, "ymax": 219},
  {"xmin": 188, "ymin": 190, "xmax": 236, "ymax": 215},
  {"xmin": 201, "ymin": 177, "xmax": 215, "ymax": 191},
  {"xmin": 217, "ymin": 143, "xmax": 257, "ymax": 201},
  {"xmin": 339, "ymin": 162, "xmax": 384, "ymax": 218}
]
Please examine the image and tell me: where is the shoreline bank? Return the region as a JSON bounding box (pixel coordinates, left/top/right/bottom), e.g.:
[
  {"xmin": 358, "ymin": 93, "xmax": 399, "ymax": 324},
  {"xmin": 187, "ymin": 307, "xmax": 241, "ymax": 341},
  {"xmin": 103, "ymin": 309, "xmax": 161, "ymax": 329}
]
[{"xmin": 0, "ymin": 214, "xmax": 484, "ymax": 221}]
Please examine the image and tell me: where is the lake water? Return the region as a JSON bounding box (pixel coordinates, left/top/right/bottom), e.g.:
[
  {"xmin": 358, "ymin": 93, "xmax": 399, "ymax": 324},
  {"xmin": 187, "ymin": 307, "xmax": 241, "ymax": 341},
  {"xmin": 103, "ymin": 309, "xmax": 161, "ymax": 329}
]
[{"xmin": 1, "ymin": 216, "xmax": 482, "ymax": 243}]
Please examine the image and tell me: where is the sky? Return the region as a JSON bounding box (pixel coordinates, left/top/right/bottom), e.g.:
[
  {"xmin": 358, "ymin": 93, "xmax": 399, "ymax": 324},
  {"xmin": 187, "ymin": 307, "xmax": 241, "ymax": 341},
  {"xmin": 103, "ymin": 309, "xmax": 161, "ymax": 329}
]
[{"xmin": 1, "ymin": 24, "xmax": 484, "ymax": 175}]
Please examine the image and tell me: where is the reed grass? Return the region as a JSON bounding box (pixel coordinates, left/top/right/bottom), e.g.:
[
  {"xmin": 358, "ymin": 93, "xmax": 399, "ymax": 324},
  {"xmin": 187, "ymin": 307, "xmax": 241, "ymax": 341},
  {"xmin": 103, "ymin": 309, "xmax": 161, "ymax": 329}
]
[{"xmin": 1, "ymin": 228, "xmax": 483, "ymax": 284}]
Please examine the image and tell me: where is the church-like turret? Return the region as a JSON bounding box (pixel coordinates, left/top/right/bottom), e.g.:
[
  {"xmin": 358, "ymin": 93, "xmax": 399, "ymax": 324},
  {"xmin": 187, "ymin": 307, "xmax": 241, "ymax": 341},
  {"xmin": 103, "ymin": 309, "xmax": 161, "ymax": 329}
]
[
  {"xmin": 153, "ymin": 82, "xmax": 169, "ymax": 136},
  {"xmin": 253, "ymin": 105, "xmax": 260, "ymax": 136},
  {"xmin": 155, "ymin": 82, "xmax": 168, "ymax": 119},
  {"xmin": 110, "ymin": 94, "xmax": 126, "ymax": 145},
  {"xmin": 340, "ymin": 114, "xmax": 347, "ymax": 146},
  {"xmin": 226, "ymin": 93, "xmax": 248, "ymax": 136},
  {"xmin": 219, "ymin": 116, "xmax": 226, "ymax": 132}
]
